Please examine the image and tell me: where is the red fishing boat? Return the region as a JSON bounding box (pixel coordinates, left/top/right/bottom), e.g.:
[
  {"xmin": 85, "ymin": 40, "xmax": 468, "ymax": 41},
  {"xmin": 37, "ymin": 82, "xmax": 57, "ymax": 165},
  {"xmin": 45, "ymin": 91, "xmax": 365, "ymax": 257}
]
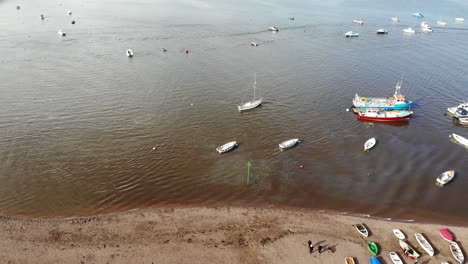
[{"xmin": 355, "ymin": 108, "xmax": 413, "ymax": 122}]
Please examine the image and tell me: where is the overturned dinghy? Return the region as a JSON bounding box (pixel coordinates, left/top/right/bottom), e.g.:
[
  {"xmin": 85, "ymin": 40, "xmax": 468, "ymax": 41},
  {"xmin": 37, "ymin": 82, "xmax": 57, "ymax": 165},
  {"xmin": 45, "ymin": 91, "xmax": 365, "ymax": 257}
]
[{"xmin": 126, "ymin": 49, "xmax": 134, "ymax": 57}]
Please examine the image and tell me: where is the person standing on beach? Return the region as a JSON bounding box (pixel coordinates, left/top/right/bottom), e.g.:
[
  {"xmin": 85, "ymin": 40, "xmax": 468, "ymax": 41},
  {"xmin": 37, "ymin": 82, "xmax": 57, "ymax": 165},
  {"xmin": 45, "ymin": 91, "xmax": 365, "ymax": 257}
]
[{"xmin": 308, "ymin": 240, "xmax": 314, "ymax": 253}]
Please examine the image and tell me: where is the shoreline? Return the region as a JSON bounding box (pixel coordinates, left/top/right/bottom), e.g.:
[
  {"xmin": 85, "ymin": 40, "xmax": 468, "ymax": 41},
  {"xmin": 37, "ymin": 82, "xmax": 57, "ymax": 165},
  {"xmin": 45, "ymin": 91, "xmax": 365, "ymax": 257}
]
[{"xmin": 1, "ymin": 206, "xmax": 466, "ymax": 263}]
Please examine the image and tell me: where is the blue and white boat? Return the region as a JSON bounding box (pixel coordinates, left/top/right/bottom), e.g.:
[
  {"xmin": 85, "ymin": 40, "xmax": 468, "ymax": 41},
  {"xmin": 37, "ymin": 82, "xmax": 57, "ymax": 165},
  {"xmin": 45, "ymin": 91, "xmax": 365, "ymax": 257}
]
[
  {"xmin": 353, "ymin": 80, "xmax": 412, "ymax": 110},
  {"xmin": 413, "ymin": 12, "xmax": 424, "ymax": 18}
]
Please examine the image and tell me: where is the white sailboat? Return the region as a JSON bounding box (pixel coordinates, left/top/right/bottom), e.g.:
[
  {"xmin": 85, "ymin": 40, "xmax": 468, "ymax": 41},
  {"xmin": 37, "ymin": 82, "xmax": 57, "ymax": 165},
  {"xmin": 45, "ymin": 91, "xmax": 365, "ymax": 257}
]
[{"xmin": 238, "ymin": 73, "xmax": 263, "ymax": 112}]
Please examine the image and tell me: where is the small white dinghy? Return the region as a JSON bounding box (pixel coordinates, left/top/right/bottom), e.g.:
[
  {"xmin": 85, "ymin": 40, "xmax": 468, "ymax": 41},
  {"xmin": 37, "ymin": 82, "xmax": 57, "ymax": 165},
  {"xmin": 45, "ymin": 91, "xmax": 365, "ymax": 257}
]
[
  {"xmin": 279, "ymin": 138, "xmax": 300, "ymax": 150},
  {"xmin": 364, "ymin": 137, "xmax": 376, "ymax": 151},
  {"xmin": 353, "ymin": 223, "xmax": 368, "ymax": 237},
  {"xmin": 216, "ymin": 141, "xmax": 237, "ymax": 154},
  {"xmin": 436, "ymin": 170, "xmax": 455, "ymax": 186},
  {"xmin": 126, "ymin": 49, "xmax": 134, "ymax": 57},
  {"xmin": 353, "ymin": 19, "xmax": 364, "ymax": 25},
  {"xmin": 450, "ymin": 133, "xmax": 468, "ymax": 148},
  {"xmin": 450, "ymin": 241, "xmax": 464, "ymax": 263},
  {"xmin": 268, "ymin": 26, "xmax": 279, "ymax": 31},
  {"xmin": 393, "ymin": 229, "xmax": 405, "ymax": 240},
  {"xmin": 437, "ymin": 21, "xmax": 447, "ymax": 26},
  {"xmin": 250, "ymin": 42, "xmax": 259, "ymax": 46},
  {"xmin": 391, "ymin": 17, "xmax": 400, "ymax": 22},
  {"xmin": 455, "ymin": 17, "xmax": 465, "ymax": 22},
  {"xmin": 403, "ymin": 28, "xmax": 416, "ymax": 34},
  {"xmin": 415, "ymin": 233, "xmax": 434, "ymax": 256},
  {"xmin": 389, "ymin": 252, "xmax": 403, "ymax": 264}
]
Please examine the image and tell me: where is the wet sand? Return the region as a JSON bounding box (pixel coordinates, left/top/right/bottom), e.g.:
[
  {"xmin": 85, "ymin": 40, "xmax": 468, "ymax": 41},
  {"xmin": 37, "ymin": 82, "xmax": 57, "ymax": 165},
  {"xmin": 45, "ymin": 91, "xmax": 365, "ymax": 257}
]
[{"xmin": 0, "ymin": 206, "xmax": 466, "ymax": 263}]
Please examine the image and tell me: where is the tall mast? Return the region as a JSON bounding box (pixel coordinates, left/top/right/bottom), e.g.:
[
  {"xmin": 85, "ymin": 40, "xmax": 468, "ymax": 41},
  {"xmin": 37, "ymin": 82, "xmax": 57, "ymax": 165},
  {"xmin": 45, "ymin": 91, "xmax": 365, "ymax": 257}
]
[{"xmin": 253, "ymin": 72, "xmax": 256, "ymax": 100}]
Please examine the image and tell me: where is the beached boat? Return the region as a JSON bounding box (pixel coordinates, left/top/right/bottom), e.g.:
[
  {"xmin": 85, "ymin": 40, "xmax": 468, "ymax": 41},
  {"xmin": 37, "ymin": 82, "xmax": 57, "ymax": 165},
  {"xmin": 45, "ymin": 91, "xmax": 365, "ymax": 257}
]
[
  {"xmin": 353, "ymin": 80, "xmax": 412, "ymax": 110},
  {"xmin": 370, "ymin": 256, "xmax": 381, "ymax": 264},
  {"xmin": 393, "ymin": 229, "xmax": 405, "ymax": 240},
  {"xmin": 389, "ymin": 252, "xmax": 403, "ymax": 264},
  {"xmin": 450, "ymin": 242, "xmax": 464, "ymax": 263},
  {"xmin": 355, "ymin": 108, "xmax": 413, "ymax": 122},
  {"xmin": 250, "ymin": 42, "xmax": 259, "ymax": 46},
  {"xmin": 447, "ymin": 103, "xmax": 468, "ymax": 117},
  {"xmin": 238, "ymin": 73, "xmax": 262, "ymax": 112},
  {"xmin": 216, "ymin": 141, "xmax": 237, "ymax": 154},
  {"xmin": 440, "ymin": 228, "xmax": 454, "ymax": 242},
  {"xmin": 376, "ymin": 29, "xmax": 388, "ymax": 34},
  {"xmin": 345, "ymin": 31, "xmax": 359, "ymax": 37},
  {"xmin": 455, "ymin": 17, "xmax": 465, "ymax": 22},
  {"xmin": 403, "ymin": 28, "xmax": 416, "ymax": 34},
  {"xmin": 353, "ymin": 223, "xmax": 368, "ymax": 237},
  {"xmin": 126, "ymin": 49, "xmax": 134, "ymax": 57},
  {"xmin": 441, "ymin": 262, "xmax": 449, "ymax": 264},
  {"xmin": 391, "ymin": 17, "xmax": 400, "ymax": 22},
  {"xmin": 450, "ymin": 133, "xmax": 468, "ymax": 148},
  {"xmin": 268, "ymin": 26, "xmax": 279, "ymax": 31},
  {"xmin": 57, "ymin": 30, "xmax": 66, "ymax": 36},
  {"xmin": 279, "ymin": 138, "xmax": 300, "ymax": 150},
  {"xmin": 345, "ymin": 257, "xmax": 355, "ymax": 264},
  {"xmin": 353, "ymin": 19, "xmax": 364, "ymax": 25},
  {"xmin": 364, "ymin": 137, "xmax": 376, "ymax": 151},
  {"xmin": 399, "ymin": 240, "xmax": 420, "ymax": 259},
  {"xmin": 458, "ymin": 117, "xmax": 468, "ymax": 125},
  {"xmin": 368, "ymin": 242, "xmax": 379, "ymax": 256},
  {"xmin": 436, "ymin": 170, "xmax": 455, "ymax": 186},
  {"xmin": 413, "ymin": 12, "xmax": 424, "ymax": 18},
  {"xmin": 437, "ymin": 21, "xmax": 447, "ymax": 26},
  {"xmin": 415, "ymin": 233, "xmax": 435, "ymax": 256}
]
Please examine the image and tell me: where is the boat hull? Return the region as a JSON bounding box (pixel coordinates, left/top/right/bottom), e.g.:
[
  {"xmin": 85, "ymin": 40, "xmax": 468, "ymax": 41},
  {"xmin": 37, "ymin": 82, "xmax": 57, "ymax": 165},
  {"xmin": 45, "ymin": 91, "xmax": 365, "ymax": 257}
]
[
  {"xmin": 439, "ymin": 228, "xmax": 453, "ymax": 242},
  {"xmin": 357, "ymin": 113, "xmax": 412, "ymax": 122},
  {"xmin": 368, "ymin": 242, "xmax": 379, "ymax": 256},
  {"xmin": 370, "ymin": 256, "xmax": 381, "ymax": 264}
]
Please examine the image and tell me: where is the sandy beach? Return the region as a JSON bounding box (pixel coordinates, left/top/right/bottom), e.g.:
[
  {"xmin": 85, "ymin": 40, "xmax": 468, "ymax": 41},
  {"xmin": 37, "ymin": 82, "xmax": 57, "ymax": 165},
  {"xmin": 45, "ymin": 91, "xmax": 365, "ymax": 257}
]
[{"xmin": 0, "ymin": 206, "xmax": 466, "ymax": 264}]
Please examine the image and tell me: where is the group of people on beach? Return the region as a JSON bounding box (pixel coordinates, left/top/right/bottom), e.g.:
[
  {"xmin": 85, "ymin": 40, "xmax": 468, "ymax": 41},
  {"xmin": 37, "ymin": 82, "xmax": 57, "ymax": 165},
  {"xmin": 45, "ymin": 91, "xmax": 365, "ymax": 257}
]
[{"xmin": 307, "ymin": 240, "xmax": 334, "ymax": 254}]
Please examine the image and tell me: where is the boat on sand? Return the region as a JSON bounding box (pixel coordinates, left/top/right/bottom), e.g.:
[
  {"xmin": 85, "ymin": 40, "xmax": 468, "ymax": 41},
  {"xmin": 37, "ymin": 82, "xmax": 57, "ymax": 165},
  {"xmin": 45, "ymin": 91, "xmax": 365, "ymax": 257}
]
[
  {"xmin": 393, "ymin": 229, "xmax": 405, "ymax": 240},
  {"xmin": 439, "ymin": 228, "xmax": 453, "ymax": 242},
  {"xmin": 389, "ymin": 252, "xmax": 403, "ymax": 264},
  {"xmin": 354, "ymin": 223, "xmax": 368, "ymax": 237},
  {"xmin": 399, "ymin": 240, "xmax": 420, "ymax": 259},
  {"xmin": 368, "ymin": 242, "xmax": 379, "ymax": 256},
  {"xmin": 415, "ymin": 233, "xmax": 434, "ymax": 256},
  {"xmin": 370, "ymin": 256, "xmax": 381, "ymax": 264},
  {"xmin": 345, "ymin": 257, "xmax": 355, "ymax": 264},
  {"xmin": 450, "ymin": 241, "xmax": 464, "ymax": 263}
]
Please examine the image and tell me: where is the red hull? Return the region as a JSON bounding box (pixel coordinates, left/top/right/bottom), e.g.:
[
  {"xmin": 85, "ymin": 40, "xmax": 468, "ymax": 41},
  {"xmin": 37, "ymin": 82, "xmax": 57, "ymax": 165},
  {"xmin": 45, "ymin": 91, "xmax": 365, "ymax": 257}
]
[{"xmin": 357, "ymin": 113, "xmax": 413, "ymax": 122}]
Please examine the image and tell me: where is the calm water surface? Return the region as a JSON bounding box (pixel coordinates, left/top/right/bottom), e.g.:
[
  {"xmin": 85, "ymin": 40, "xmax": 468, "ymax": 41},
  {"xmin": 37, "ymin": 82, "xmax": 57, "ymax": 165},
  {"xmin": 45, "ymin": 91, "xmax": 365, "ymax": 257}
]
[{"xmin": 1, "ymin": 0, "xmax": 468, "ymax": 223}]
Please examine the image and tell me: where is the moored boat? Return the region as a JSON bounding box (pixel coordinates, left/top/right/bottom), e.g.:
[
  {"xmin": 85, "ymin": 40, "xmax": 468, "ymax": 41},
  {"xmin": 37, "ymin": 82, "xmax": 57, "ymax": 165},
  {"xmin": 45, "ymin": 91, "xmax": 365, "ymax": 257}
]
[
  {"xmin": 420, "ymin": 21, "xmax": 431, "ymax": 28},
  {"xmin": 389, "ymin": 252, "xmax": 403, "ymax": 264},
  {"xmin": 216, "ymin": 141, "xmax": 237, "ymax": 154},
  {"xmin": 439, "ymin": 228, "xmax": 453, "ymax": 242},
  {"xmin": 345, "ymin": 31, "xmax": 359, "ymax": 37},
  {"xmin": 391, "ymin": 17, "xmax": 400, "ymax": 22},
  {"xmin": 393, "ymin": 229, "xmax": 405, "ymax": 240},
  {"xmin": 370, "ymin": 256, "xmax": 381, "ymax": 264},
  {"xmin": 455, "ymin": 17, "xmax": 465, "ymax": 22},
  {"xmin": 450, "ymin": 133, "xmax": 468, "ymax": 148},
  {"xmin": 450, "ymin": 242, "xmax": 464, "ymax": 263},
  {"xmin": 422, "ymin": 27, "xmax": 433, "ymax": 32},
  {"xmin": 364, "ymin": 137, "xmax": 376, "ymax": 151},
  {"xmin": 345, "ymin": 256, "xmax": 355, "ymax": 264},
  {"xmin": 447, "ymin": 103, "xmax": 468, "ymax": 117},
  {"xmin": 279, "ymin": 138, "xmax": 300, "ymax": 150},
  {"xmin": 250, "ymin": 42, "xmax": 259, "ymax": 46},
  {"xmin": 238, "ymin": 73, "xmax": 262, "ymax": 111},
  {"xmin": 268, "ymin": 26, "xmax": 279, "ymax": 31},
  {"xmin": 403, "ymin": 28, "xmax": 416, "ymax": 34},
  {"xmin": 436, "ymin": 170, "xmax": 455, "ymax": 186},
  {"xmin": 58, "ymin": 30, "xmax": 66, "ymax": 36},
  {"xmin": 399, "ymin": 240, "xmax": 420, "ymax": 259},
  {"xmin": 458, "ymin": 117, "xmax": 468, "ymax": 125},
  {"xmin": 368, "ymin": 242, "xmax": 379, "ymax": 256},
  {"xmin": 353, "ymin": 80, "xmax": 412, "ymax": 109},
  {"xmin": 353, "ymin": 19, "xmax": 364, "ymax": 25},
  {"xmin": 415, "ymin": 233, "xmax": 435, "ymax": 256},
  {"xmin": 437, "ymin": 21, "xmax": 447, "ymax": 26},
  {"xmin": 354, "ymin": 223, "xmax": 368, "ymax": 237},
  {"xmin": 355, "ymin": 108, "xmax": 413, "ymax": 122},
  {"xmin": 413, "ymin": 12, "xmax": 424, "ymax": 18},
  {"xmin": 126, "ymin": 49, "xmax": 134, "ymax": 57},
  {"xmin": 376, "ymin": 29, "xmax": 388, "ymax": 34}
]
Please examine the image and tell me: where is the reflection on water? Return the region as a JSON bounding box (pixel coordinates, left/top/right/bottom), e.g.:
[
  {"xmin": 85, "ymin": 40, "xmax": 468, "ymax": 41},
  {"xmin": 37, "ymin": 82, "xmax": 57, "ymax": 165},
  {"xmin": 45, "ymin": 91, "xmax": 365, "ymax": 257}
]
[{"xmin": 0, "ymin": 0, "xmax": 467, "ymax": 223}]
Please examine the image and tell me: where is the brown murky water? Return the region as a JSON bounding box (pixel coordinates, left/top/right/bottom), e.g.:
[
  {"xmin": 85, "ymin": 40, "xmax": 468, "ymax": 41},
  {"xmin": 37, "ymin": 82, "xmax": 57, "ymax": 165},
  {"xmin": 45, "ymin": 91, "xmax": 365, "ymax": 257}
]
[{"xmin": 1, "ymin": 0, "xmax": 467, "ymax": 223}]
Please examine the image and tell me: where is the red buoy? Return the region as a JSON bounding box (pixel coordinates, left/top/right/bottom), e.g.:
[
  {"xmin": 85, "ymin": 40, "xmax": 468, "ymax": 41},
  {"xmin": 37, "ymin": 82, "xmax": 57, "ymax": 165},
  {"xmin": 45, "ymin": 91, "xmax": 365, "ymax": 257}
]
[{"xmin": 185, "ymin": 50, "xmax": 189, "ymax": 54}]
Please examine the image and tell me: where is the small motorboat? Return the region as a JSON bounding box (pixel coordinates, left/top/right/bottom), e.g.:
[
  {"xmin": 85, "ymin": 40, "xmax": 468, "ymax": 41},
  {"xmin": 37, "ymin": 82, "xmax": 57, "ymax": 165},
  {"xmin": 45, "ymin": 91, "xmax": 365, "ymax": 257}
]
[
  {"xmin": 345, "ymin": 257, "xmax": 355, "ymax": 264},
  {"xmin": 439, "ymin": 228, "xmax": 454, "ymax": 242},
  {"xmin": 57, "ymin": 30, "xmax": 66, "ymax": 36},
  {"xmin": 393, "ymin": 229, "xmax": 405, "ymax": 240},
  {"xmin": 415, "ymin": 233, "xmax": 434, "ymax": 256},
  {"xmin": 368, "ymin": 242, "xmax": 379, "ymax": 256},
  {"xmin": 355, "ymin": 108, "xmax": 413, "ymax": 122},
  {"xmin": 447, "ymin": 103, "xmax": 468, "ymax": 117},
  {"xmin": 67, "ymin": 10, "xmax": 72, "ymax": 15},
  {"xmin": 458, "ymin": 117, "xmax": 468, "ymax": 125},
  {"xmin": 364, "ymin": 137, "xmax": 376, "ymax": 151},
  {"xmin": 268, "ymin": 26, "xmax": 279, "ymax": 31},
  {"xmin": 403, "ymin": 28, "xmax": 416, "ymax": 34},
  {"xmin": 391, "ymin": 17, "xmax": 400, "ymax": 22},
  {"xmin": 450, "ymin": 133, "xmax": 468, "ymax": 148},
  {"xmin": 370, "ymin": 256, "xmax": 381, "ymax": 264},
  {"xmin": 353, "ymin": 223, "xmax": 368, "ymax": 237},
  {"xmin": 250, "ymin": 42, "xmax": 259, "ymax": 47},
  {"xmin": 436, "ymin": 170, "xmax": 455, "ymax": 186},
  {"xmin": 376, "ymin": 29, "xmax": 388, "ymax": 34},
  {"xmin": 413, "ymin": 12, "xmax": 424, "ymax": 18},
  {"xmin": 345, "ymin": 31, "xmax": 359, "ymax": 37},
  {"xmin": 450, "ymin": 242, "xmax": 465, "ymax": 263},
  {"xmin": 437, "ymin": 21, "xmax": 447, "ymax": 26},
  {"xmin": 422, "ymin": 27, "xmax": 433, "ymax": 32},
  {"xmin": 353, "ymin": 80, "xmax": 412, "ymax": 110},
  {"xmin": 353, "ymin": 19, "xmax": 364, "ymax": 25},
  {"xmin": 279, "ymin": 138, "xmax": 300, "ymax": 150},
  {"xmin": 389, "ymin": 252, "xmax": 403, "ymax": 264},
  {"xmin": 216, "ymin": 141, "xmax": 237, "ymax": 154},
  {"xmin": 420, "ymin": 21, "xmax": 431, "ymax": 28},
  {"xmin": 399, "ymin": 240, "xmax": 420, "ymax": 259},
  {"xmin": 126, "ymin": 49, "xmax": 134, "ymax": 57},
  {"xmin": 455, "ymin": 17, "xmax": 465, "ymax": 22}
]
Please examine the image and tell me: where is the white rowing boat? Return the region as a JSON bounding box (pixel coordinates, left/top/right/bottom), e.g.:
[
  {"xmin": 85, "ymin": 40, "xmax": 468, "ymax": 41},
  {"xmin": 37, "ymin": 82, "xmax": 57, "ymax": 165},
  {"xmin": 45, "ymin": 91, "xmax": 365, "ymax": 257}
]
[
  {"xmin": 389, "ymin": 252, "xmax": 403, "ymax": 264},
  {"xmin": 353, "ymin": 223, "xmax": 368, "ymax": 237},
  {"xmin": 393, "ymin": 229, "xmax": 405, "ymax": 240},
  {"xmin": 450, "ymin": 241, "xmax": 464, "ymax": 263},
  {"xmin": 415, "ymin": 233, "xmax": 434, "ymax": 256},
  {"xmin": 436, "ymin": 170, "xmax": 455, "ymax": 186},
  {"xmin": 126, "ymin": 49, "xmax": 134, "ymax": 57},
  {"xmin": 450, "ymin": 133, "xmax": 468, "ymax": 148},
  {"xmin": 279, "ymin": 138, "xmax": 300, "ymax": 150},
  {"xmin": 364, "ymin": 137, "xmax": 376, "ymax": 151},
  {"xmin": 399, "ymin": 240, "xmax": 420, "ymax": 259},
  {"xmin": 216, "ymin": 141, "xmax": 237, "ymax": 154}
]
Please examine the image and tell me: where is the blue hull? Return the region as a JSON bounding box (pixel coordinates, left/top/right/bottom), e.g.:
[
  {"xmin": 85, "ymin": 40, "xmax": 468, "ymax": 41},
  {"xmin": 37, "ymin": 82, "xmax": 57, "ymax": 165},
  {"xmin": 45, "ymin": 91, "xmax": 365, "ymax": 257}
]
[
  {"xmin": 357, "ymin": 102, "xmax": 412, "ymax": 110},
  {"xmin": 370, "ymin": 257, "xmax": 381, "ymax": 264}
]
